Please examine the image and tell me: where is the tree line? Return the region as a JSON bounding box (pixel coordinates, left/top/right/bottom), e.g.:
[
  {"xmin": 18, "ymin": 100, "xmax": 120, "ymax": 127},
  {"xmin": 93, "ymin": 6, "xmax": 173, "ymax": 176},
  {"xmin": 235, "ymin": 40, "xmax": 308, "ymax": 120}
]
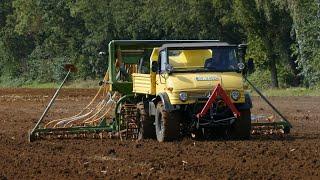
[{"xmin": 0, "ymin": 0, "xmax": 319, "ymax": 88}]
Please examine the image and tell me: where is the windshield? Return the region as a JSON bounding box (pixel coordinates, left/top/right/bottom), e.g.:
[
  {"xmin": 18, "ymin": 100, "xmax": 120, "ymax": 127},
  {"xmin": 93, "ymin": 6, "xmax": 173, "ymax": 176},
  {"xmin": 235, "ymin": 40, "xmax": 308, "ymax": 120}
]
[{"xmin": 168, "ymin": 47, "xmax": 239, "ymax": 72}]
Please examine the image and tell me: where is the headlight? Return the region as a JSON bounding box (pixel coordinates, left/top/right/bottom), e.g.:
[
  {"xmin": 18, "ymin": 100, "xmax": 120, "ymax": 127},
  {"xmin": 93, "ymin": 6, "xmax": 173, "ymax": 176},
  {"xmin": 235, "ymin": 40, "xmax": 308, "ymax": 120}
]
[
  {"xmin": 179, "ymin": 92, "xmax": 188, "ymax": 102},
  {"xmin": 230, "ymin": 90, "xmax": 240, "ymax": 101}
]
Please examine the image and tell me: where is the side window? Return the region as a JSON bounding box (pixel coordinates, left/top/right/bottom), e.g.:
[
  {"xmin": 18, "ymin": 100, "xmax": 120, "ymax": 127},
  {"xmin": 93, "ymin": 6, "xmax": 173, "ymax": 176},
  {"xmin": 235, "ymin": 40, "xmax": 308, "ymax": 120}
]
[
  {"xmin": 160, "ymin": 50, "xmax": 167, "ymax": 73},
  {"xmin": 138, "ymin": 57, "xmax": 150, "ymax": 74}
]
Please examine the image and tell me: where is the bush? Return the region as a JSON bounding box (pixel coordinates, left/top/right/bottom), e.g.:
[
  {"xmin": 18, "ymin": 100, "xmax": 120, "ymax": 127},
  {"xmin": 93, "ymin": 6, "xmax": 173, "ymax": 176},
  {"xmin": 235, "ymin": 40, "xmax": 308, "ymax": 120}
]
[
  {"xmin": 26, "ymin": 46, "xmax": 71, "ymax": 82},
  {"xmin": 0, "ymin": 75, "xmax": 26, "ymax": 87},
  {"xmin": 247, "ymin": 69, "xmax": 272, "ymax": 89},
  {"xmin": 248, "ymin": 65, "xmax": 299, "ymax": 89},
  {"xmin": 277, "ymin": 64, "xmax": 296, "ymax": 88}
]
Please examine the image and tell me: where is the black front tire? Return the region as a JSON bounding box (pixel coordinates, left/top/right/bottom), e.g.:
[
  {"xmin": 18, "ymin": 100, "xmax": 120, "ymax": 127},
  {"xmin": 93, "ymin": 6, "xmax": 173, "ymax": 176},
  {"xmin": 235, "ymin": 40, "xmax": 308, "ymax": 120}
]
[
  {"xmin": 229, "ymin": 109, "xmax": 251, "ymax": 139},
  {"xmin": 137, "ymin": 102, "xmax": 156, "ymax": 140},
  {"xmin": 155, "ymin": 102, "xmax": 180, "ymax": 142}
]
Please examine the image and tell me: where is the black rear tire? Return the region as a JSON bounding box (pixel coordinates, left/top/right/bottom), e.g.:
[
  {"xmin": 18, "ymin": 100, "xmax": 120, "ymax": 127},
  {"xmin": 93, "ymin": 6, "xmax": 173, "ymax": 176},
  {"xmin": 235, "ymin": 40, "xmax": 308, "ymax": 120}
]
[
  {"xmin": 229, "ymin": 109, "xmax": 251, "ymax": 139},
  {"xmin": 137, "ymin": 102, "xmax": 156, "ymax": 140},
  {"xmin": 155, "ymin": 102, "xmax": 180, "ymax": 142}
]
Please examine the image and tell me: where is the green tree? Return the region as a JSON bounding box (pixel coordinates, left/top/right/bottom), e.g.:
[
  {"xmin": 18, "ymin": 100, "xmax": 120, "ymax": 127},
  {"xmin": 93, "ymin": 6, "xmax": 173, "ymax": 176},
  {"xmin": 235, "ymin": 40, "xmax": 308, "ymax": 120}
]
[
  {"xmin": 234, "ymin": 0, "xmax": 293, "ymax": 88},
  {"xmin": 1, "ymin": 0, "xmax": 316, "ymax": 88},
  {"xmin": 12, "ymin": 0, "xmax": 88, "ymax": 81},
  {"xmin": 281, "ymin": 0, "xmax": 320, "ymax": 87},
  {"xmin": 0, "ymin": 0, "xmax": 34, "ymax": 79}
]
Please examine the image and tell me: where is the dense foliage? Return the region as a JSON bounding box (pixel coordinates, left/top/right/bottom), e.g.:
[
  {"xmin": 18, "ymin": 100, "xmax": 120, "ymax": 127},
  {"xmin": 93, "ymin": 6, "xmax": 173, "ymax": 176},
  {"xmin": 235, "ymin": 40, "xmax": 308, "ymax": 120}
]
[{"xmin": 0, "ymin": 0, "xmax": 319, "ymax": 88}]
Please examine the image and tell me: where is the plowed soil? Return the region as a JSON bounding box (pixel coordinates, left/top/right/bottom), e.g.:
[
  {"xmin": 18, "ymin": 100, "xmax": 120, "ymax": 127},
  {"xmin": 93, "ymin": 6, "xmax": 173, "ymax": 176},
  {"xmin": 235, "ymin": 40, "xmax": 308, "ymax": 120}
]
[{"xmin": 0, "ymin": 88, "xmax": 319, "ymax": 179}]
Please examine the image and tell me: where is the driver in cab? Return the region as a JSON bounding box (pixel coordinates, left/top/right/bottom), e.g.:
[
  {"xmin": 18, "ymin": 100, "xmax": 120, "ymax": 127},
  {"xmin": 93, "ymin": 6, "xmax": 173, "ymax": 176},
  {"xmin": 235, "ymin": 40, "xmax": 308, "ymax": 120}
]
[{"xmin": 204, "ymin": 49, "xmax": 226, "ymax": 70}]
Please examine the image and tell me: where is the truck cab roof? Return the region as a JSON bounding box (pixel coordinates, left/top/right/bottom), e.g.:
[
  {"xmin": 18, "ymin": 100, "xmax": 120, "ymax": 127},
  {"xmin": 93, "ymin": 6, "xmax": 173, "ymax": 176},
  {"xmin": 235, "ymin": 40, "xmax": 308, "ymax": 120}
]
[{"xmin": 159, "ymin": 42, "xmax": 237, "ymax": 51}]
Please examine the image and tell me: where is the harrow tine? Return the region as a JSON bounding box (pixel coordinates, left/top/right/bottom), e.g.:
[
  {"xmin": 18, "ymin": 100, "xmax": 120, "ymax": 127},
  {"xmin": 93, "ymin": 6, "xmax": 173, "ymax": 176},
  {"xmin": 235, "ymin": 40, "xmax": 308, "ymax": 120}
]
[{"xmin": 251, "ymin": 115, "xmax": 290, "ymax": 135}]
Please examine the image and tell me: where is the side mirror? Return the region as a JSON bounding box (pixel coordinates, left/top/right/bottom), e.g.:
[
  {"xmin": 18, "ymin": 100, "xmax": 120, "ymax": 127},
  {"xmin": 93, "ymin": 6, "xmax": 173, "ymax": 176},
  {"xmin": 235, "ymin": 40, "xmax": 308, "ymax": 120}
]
[
  {"xmin": 151, "ymin": 61, "xmax": 158, "ymax": 72},
  {"xmin": 247, "ymin": 58, "xmax": 254, "ymax": 74},
  {"xmin": 238, "ymin": 44, "xmax": 247, "ymax": 62}
]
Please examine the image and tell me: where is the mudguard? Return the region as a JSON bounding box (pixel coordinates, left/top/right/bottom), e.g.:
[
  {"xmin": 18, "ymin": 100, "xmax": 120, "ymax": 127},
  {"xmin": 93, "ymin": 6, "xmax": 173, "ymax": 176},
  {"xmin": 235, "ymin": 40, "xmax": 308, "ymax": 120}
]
[{"xmin": 152, "ymin": 92, "xmax": 174, "ymax": 112}]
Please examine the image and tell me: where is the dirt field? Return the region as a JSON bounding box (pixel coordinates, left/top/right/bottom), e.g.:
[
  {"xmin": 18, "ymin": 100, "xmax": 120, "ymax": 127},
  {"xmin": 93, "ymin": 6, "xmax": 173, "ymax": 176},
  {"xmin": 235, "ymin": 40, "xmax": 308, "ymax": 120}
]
[{"xmin": 0, "ymin": 88, "xmax": 319, "ymax": 179}]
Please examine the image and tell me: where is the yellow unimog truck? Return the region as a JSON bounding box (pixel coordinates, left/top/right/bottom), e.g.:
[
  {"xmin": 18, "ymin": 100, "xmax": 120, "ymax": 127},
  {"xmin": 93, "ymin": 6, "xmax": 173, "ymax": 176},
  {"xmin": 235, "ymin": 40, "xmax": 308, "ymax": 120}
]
[{"xmin": 111, "ymin": 41, "xmax": 253, "ymax": 142}]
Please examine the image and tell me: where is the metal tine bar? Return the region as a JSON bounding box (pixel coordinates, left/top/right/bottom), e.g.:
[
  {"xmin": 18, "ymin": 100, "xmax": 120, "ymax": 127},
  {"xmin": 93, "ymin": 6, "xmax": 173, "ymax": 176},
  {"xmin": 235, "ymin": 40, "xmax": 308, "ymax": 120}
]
[
  {"xmin": 244, "ymin": 76, "xmax": 292, "ymax": 128},
  {"xmin": 30, "ymin": 69, "xmax": 71, "ymax": 138}
]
